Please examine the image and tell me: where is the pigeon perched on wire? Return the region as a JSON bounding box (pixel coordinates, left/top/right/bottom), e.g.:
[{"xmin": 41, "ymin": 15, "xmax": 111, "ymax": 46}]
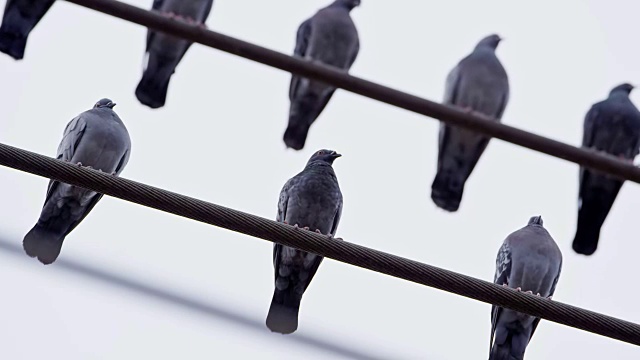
[
  {"xmin": 0, "ymin": 0, "xmax": 55, "ymax": 60},
  {"xmin": 489, "ymin": 216, "xmax": 562, "ymax": 360},
  {"xmin": 573, "ymin": 83, "xmax": 640, "ymax": 256},
  {"xmin": 23, "ymin": 98, "xmax": 132, "ymax": 265},
  {"xmin": 135, "ymin": 0, "xmax": 213, "ymax": 109},
  {"xmin": 283, "ymin": 0, "xmax": 360, "ymax": 150},
  {"xmin": 431, "ymin": 34, "xmax": 510, "ymax": 212},
  {"xmin": 266, "ymin": 149, "xmax": 343, "ymax": 334}
]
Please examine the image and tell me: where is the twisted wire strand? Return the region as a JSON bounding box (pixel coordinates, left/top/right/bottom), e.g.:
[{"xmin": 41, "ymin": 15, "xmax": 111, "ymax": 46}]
[
  {"xmin": 61, "ymin": 0, "xmax": 640, "ymax": 185},
  {"xmin": 0, "ymin": 141, "xmax": 637, "ymax": 345}
]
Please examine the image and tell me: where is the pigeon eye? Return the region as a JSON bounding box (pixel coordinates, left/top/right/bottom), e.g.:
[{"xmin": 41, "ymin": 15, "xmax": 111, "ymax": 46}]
[{"xmin": 317, "ymin": 151, "xmax": 324, "ymax": 155}]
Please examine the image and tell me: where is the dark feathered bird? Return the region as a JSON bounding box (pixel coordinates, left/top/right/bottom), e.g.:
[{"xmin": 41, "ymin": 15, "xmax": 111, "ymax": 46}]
[
  {"xmin": 266, "ymin": 149, "xmax": 343, "ymax": 334},
  {"xmin": 135, "ymin": 0, "xmax": 213, "ymax": 109},
  {"xmin": 573, "ymin": 83, "xmax": 640, "ymax": 256},
  {"xmin": 0, "ymin": 0, "xmax": 55, "ymax": 60},
  {"xmin": 431, "ymin": 34, "xmax": 510, "ymax": 212},
  {"xmin": 489, "ymin": 216, "xmax": 562, "ymax": 360},
  {"xmin": 23, "ymin": 98, "xmax": 132, "ymax": 265},
  {"xmin": 284, "ymin": 0, "xmax": 360, "ymax": 150}
]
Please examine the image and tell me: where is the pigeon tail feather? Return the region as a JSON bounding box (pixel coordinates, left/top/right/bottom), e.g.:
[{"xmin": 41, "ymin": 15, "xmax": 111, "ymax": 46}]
[
  {"xmin": 135, "ymin": 54, "xmax": 175, "ymax": 109},
  {"xmin": 0, "ymin": 30, "xmax": 27, "ymax": 60},
  {"xmin": 573, "ymin": 197, "xmax": 607, "ymax": 256},
  {"xmin": 431, "ymin": 170, "xmax": 465, "ymax": 212},
  {"xmin": 266, "ymin": 288, "xmax": 301, "ymax": 334},
  {"xmin": 23, "ymin": 223, "xmax": 65, "ymax": 265},
  {"xmin": 283, "ymin": 122, "xmax": 312, "ymax": 151},
  {"xmin": 284, "ymin": 94, "xmax": 325, "ymax": 150},
  {"xmin": 489, "ymin": 329, "xmax": 528, "ymax": 360}
]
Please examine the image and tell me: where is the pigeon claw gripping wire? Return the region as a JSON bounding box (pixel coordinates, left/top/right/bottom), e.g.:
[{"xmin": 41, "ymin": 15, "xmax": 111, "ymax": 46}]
[
  {"xmin": 302, "ymin": 226, "xmax": 310, "ymax": 231},
  {"xmin": 75, "ymin": 162, "xmax": 83, "ymax": 166},
  {"xmin": 314, "ymin": 229, "xmax": 322, "ymax": 234},
  {"xmin": 163, "ymin": 11, "xmax": 183, "ymax": 20},
  {"xmin": 162, "ymin": 11, "xmax": 205, "ymax": 29},
  {"xmin": 515, "ymin": 287, "xmax": 522, "ymax": 292}
]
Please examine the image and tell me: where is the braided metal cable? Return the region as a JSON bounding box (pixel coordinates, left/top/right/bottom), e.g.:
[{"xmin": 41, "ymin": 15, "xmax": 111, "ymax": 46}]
[
  {"xmin": 64, "ymin": 0, "xmax": 640, "ymax": 185},
  {"xmin": 0, "ymin": 141, "xmax": 638, "ymax": 345}
]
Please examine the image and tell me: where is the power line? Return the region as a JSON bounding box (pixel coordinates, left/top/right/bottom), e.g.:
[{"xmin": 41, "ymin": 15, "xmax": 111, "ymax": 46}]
[
  {"xmin": 64, "ymin": 0, "xmax": 640, "ymax": 185},
  {"xmin": 0, "ymin": 141, "xmax": 638, "ymax": 345}
]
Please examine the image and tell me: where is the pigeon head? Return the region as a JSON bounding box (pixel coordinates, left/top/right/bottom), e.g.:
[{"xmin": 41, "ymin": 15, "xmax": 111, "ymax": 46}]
[
  {"xmin": 334, "ymin": 0, "xmax": 361, "ymax": 10},
  {"xmin": 610, "ymin": 83, "xmax": 635, "ymax": 96},
  {"xmin": 94, "ymin": 98, "xmax": 116, "ymax": 109},
  {"xmin": 307, "ymin": 149, "xmax": 342, "ymax": 166},
  {"xmin": 527, "ymin": 215, "xmax": 544, "ymax": 226},
  {"xmin": 475, "ymin": 34, "xmax": 503, "ymax": 51}
]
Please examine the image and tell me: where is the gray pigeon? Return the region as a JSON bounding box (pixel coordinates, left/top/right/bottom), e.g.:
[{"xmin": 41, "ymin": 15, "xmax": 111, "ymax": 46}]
[
  {"xmin": 266, "ymin": 149, "xmax": 343, "ymax": 334},
  {"xmin": 23, "ymin": 98, "xmax": 132, "ymax": 265},
  {"xmin": 489, "ymin": 216, "xmax": 562, "ymax": 360},
  {"xmin": 573, "ymin": 83, "xmax": 640, "ymax": 255},
  {"xmin": 431, "ymin": 34, "xmax": 509, "ymax": 212},
  {"xmin": 0, "ymin": 0, "xmax": 55, "ymax": 60},
  {"xmin": 283, "ymin": 0, "xmax": 360, "ymax": 150},
  {"xmin": 135, "ymin": 0, "xmax": 213, "ymax": 109}
]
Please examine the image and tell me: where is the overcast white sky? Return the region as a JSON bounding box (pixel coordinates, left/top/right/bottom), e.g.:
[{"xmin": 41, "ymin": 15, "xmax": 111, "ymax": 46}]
[{"xmin": 0, "ymin": 0, "xmax": 638, "ymax": 358}]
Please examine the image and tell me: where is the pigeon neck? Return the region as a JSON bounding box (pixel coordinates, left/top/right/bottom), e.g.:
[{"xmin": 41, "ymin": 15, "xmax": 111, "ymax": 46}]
[
  {"xmin": 305, "ymin": 161, "xmax": 335, "ymax": 171},
  {"xmin": 473, "ymin": 45, "xmax": 496, "ymax": 54},
  {"xmin": 609, "ymin": 90, "xmax": 630, "ymax": 99}
]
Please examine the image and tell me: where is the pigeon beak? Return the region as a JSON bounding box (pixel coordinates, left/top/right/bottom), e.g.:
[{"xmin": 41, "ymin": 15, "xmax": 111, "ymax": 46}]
[
  {"xmin": 331, "ymin": 152, "xmax": 342, "ymax": 159},
  {"xmin": 108, "ymin": 102, "xmax": 117, "ymax": 109}
]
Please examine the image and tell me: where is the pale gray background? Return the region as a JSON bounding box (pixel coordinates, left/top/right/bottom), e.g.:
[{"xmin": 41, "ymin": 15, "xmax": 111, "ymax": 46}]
[{"xmin": 0, "ymin": 0, "xmax": 638, "ymax": 358}]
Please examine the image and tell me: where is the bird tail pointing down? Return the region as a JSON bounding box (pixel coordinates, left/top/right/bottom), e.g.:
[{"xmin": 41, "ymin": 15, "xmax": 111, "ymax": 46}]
[
  {"xmin": 489, "ymin": 329, "xmax": 529, "ymax": 360},
  {"xmin": 0, "ymin": 29, "xmax": 27, "ymax": 60},
  {"xmin": 572, "ymin": 205, "xmax": 603, "ymax": 256},
  {"xmin": 284, "ymin": 92, "xmax": 330, "ymax": 151},
  {"xmin": 431, "ymin": 170, "xmax": 465, "ymax": 212},
  {"xmin": 266, "ymin": 288, "xmax": 301, "ymax": 334},
  {"xmin": 283, "ymin": 122, "xmax": 312, "ymax": 151},
  {"xmin": 573, "ymin": 181, "xmax": 622, "ymax": 256},
  {"xmin": 23, "ymin": 223, "xmax": 65, "ymax": 265},
  {"xmin": 135, "ymin": 54, "xmax": 175, "ymax": 109}
]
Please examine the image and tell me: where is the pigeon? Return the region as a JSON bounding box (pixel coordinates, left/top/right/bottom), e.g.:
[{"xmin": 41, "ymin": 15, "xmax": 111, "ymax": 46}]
[
  {"xmin": 489, "ymin": 216, "xmax": 562, "ymax": 360},
  {"xmin": 431, "ymin": 34, "xmax": 510, "ymax": 212},
  {"xmin": 573, "ymin": 83, "xmax": 640, "ymax": 255},
  {"xmin": 135, "ymin": 0, "xmax": 213, "ymax": 109},
  {"xmin": 23, "ymin": 98, "xmax": 132, "ymax": 265},
  {"xmin": 0, "ymin": 0, "xmax": 56, "ymax": 60},
  {"xmin": 283, "ymin": 0, "xmax": 360, "ymax": 150},
  {"xmin": 266, "ymin": 149, "xmax": 343, "ymax": 334}
]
